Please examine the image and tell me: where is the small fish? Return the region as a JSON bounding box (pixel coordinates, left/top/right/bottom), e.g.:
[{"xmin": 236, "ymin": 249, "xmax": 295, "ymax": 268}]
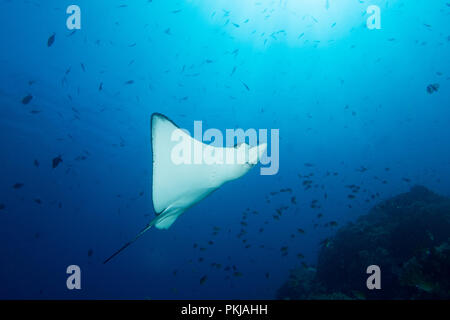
[
  {"xmin": 125, "ymin": 80, "xmax": 134, "ymax": 85},
  {"xmin": 98, "ymin": 82, "xmax": 103, "ymax": 91},
  {"xmin": 0, "ymin": 204, "xmax": 5, "ymax": 210},
  {"xmin": 230, "ymin": 66, "xmax": 237, "ymax": 76},
  {"xmin": 52, "ymin": 155, "xmax": 63, "ymax": 169},
  {"xmin": 88, "ymin": 249, "xmax": 93, "ymax": 257},
  {"xmin": 13, "ymin": 183, "xmax": 24, "ymax": 189},
  {"xmin": 199, "ymin": 275, "xmax": 207, "ymax": 284},
  {"xmin": 297, "ymin": 228, "xmax": 305, "ymax": 234},
  {"xmin": 241, "ymin": 81, "xmax": 250, "ymax": 91},
  {"xmin": 426, "ymin": 83, "xmax": 439, "ymax": 94},
  {"xmin": 34, "ymin": 198, "xmax": 42, "ymax": 204},
  {"xmin": 22, "ymin": 94, "xmax": 33, "ymax": 105},
  {"xmin": 47, "ymin": 33, "xmax": 56, "ymax": 47}
]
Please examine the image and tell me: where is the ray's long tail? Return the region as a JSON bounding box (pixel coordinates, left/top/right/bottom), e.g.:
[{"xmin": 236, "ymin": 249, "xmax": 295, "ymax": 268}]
[{"xmin": 103, "ymin": 216, "xmax": 159, "ymax": 264}]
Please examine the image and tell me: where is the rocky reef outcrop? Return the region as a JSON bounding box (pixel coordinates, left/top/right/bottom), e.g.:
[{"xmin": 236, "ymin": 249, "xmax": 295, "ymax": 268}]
[{"xmin": 277, "ymin": 186, "xmax": 450, "ymax": 299}]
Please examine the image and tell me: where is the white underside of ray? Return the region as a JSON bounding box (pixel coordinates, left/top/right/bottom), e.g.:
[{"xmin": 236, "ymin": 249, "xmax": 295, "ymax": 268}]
[
  {"xmin": 102, "ymin": 113, "xmax": 266, "ymax": 264},
  {"xmin": 151, "ymin": 113, "xmax": 266, "ymax": 230}
]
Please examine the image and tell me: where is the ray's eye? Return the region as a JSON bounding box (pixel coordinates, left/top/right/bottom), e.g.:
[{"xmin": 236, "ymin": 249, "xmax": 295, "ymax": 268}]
[{"xmin": 245, "ymin": 161, "xmax": 255, "ymax": 167}]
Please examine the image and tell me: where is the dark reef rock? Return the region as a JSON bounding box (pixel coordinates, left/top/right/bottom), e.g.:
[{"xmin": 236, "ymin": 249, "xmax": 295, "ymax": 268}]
[{"xmin": 277, "ymin": 186, "xmax": 450, "ymax": 300}]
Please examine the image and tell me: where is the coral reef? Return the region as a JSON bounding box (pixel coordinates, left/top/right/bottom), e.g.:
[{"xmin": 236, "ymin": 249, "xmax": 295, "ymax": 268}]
[{"xmin": 277, "ymin": 186, "xmax": 450, "ymax": 299}]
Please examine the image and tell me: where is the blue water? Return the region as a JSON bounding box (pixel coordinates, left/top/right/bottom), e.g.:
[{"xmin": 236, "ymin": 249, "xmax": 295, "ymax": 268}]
[{"xmin": 0, "ymin": 0, "xmax": 449, "ymax": 299}]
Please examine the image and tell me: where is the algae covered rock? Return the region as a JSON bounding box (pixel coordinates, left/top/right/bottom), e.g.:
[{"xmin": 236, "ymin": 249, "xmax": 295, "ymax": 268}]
[{"xmin": 277, "ymin": 186, "xmax": 450, "ymax": 300}]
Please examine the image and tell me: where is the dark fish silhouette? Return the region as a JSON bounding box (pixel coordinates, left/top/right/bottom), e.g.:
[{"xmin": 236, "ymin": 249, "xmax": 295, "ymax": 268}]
[
  {"xmin": 241, "ymin": 81, "xmax": 250, "ymax": 91},
  {"xmin": 426, "ymin": 83, "xmax": 439, "ymax": 94},
  {"xmin": 329, "ymin": 221, "xmax": 338, "ymax": 227},
  {"xmin": 13, "ymin": 183, "xmax": 24, "ymax": 189},
  {"xmin": 52, "ymin": 155, "xmax": 63, "ymax": 168},
  {"xmin": 47, "ymin": 33, "xmax": 56, "ymax": 47},
  {"xmin": 22, "ymin": 94, "xmax": 33, "ymax": 105}
]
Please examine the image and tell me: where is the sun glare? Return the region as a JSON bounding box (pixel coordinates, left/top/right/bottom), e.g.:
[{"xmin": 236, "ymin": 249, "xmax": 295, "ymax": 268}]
[{"xmin": 191, "ymin": 0, "xmax": 371, "ymax": 47}]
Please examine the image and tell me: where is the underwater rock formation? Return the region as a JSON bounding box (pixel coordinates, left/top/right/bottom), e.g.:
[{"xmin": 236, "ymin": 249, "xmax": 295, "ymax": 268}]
[{"xmin": 277, "ymin": 186, "xmax": 450, "ymax": 300}]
